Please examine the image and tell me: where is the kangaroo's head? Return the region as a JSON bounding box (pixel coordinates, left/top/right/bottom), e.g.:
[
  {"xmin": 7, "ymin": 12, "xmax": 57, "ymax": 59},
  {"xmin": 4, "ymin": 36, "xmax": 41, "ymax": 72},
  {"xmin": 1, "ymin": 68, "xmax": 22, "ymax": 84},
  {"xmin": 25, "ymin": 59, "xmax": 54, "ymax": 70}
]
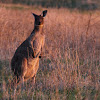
[{"xmin": 32, "ymin": 10, "xmax": 47, "ymax": 26}]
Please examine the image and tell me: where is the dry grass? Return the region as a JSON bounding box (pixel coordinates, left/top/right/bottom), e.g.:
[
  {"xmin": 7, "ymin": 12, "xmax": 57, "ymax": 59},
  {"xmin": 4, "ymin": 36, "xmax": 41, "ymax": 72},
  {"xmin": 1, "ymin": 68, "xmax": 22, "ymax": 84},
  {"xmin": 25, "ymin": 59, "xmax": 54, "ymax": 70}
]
[{"xmin": 0, "ymin": 4, "xmax": 100, "ymax": 100}]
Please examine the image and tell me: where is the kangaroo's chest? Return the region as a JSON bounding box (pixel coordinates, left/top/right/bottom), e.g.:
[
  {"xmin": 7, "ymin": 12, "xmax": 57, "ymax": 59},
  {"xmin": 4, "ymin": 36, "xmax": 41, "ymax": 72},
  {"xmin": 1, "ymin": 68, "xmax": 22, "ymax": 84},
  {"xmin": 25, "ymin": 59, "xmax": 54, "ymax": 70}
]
[{"xmin": 32, "ymin": 36, "xmax": 43, "ymax": 50}]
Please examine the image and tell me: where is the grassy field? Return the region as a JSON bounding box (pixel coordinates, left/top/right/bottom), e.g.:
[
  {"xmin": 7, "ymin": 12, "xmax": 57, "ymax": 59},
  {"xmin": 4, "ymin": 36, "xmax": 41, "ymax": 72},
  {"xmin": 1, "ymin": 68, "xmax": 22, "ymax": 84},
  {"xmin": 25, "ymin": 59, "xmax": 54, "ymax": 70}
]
[{"xmin": 0, "ymin": 4, "xmax": 100, "ymax": 100}]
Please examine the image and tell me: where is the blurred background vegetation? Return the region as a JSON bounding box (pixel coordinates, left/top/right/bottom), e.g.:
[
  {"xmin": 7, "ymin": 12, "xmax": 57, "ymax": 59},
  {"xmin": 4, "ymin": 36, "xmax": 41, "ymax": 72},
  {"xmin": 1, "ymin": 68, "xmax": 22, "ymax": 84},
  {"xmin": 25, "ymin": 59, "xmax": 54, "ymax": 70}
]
[
  {"xmin": 0, "ymin": 0, "xmax": 100, "ymax": 10},
  {"xmin": 0, "ymin": 0, "xmax": 100, "ymax": 100}
]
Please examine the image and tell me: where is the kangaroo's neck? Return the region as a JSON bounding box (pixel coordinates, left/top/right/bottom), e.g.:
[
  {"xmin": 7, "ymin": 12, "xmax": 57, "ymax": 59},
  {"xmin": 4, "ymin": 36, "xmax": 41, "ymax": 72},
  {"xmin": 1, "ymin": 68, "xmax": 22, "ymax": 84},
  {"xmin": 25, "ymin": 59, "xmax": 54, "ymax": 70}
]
[
  {"xmin": 32, "ymin": 25, "xmax": 43, "ymax": 34},
  {"xmin": 28, "ymin": 25, "xmax": 44, "ymax": 41},
  {"xmin": 35, "ymin": 25, "xmax": 43, "ymax": 32}
]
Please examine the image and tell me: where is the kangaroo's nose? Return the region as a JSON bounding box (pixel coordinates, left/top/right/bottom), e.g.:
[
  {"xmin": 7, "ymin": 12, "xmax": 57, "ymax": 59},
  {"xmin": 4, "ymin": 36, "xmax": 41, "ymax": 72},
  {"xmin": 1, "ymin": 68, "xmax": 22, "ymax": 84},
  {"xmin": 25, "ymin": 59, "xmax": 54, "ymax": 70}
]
[{"xmin": 39, "ymin": 22, "xmax": 41, "ymax": 25}]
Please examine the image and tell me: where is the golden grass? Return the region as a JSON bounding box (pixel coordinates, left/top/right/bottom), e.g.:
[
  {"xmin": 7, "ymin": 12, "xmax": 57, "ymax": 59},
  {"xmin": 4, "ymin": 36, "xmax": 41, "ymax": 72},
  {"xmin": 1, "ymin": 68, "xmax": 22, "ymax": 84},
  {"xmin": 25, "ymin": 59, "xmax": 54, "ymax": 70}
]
[{"xmin": 0, "ymin": 4, "xmax": 100, "ymax": 100}]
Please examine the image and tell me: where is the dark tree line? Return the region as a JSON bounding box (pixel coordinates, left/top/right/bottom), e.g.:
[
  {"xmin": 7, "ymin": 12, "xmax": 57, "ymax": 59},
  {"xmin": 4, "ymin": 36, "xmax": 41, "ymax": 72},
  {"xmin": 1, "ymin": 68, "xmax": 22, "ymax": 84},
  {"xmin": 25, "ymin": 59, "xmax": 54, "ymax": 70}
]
[{"xmin": 0, "ymin": 0, "xmax": 99, "ymax": 10}]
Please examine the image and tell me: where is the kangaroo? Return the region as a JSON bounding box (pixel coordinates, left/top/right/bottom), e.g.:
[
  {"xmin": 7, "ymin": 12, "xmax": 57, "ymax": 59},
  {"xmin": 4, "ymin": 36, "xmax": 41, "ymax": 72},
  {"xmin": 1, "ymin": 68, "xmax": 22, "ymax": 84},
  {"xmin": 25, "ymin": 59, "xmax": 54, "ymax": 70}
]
[{"xmin": 11, "ymin": 10, "xmax": 47, "ymax": 85}]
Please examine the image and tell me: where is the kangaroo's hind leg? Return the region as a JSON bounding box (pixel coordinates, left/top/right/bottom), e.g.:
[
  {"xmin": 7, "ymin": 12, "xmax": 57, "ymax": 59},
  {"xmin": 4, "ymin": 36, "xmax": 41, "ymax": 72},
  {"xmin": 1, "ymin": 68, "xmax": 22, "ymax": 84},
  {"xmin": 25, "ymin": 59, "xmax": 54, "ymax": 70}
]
[
  {"xmin": 30, "ymin": 59, "xmax": 39, "ymax": 88},
  {"xmin": 14, "ymin": 58, "xmax": 27, "ymax": 95},
  {"xmin": 20, "ymin": 58, "xmax": 27, "ymax": 89}
]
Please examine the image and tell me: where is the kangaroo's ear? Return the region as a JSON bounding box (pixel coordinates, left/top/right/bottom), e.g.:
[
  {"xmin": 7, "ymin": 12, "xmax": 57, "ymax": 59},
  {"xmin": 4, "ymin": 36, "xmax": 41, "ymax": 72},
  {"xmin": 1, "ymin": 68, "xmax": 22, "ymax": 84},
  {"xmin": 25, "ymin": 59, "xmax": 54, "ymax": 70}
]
[
  {"xmin": 32, "ymin": 13, "xmax": 37, "ymax": 18},
  {"xmin": 41, "ymin": 10, "xmax": 47, "ymax": 17}
]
